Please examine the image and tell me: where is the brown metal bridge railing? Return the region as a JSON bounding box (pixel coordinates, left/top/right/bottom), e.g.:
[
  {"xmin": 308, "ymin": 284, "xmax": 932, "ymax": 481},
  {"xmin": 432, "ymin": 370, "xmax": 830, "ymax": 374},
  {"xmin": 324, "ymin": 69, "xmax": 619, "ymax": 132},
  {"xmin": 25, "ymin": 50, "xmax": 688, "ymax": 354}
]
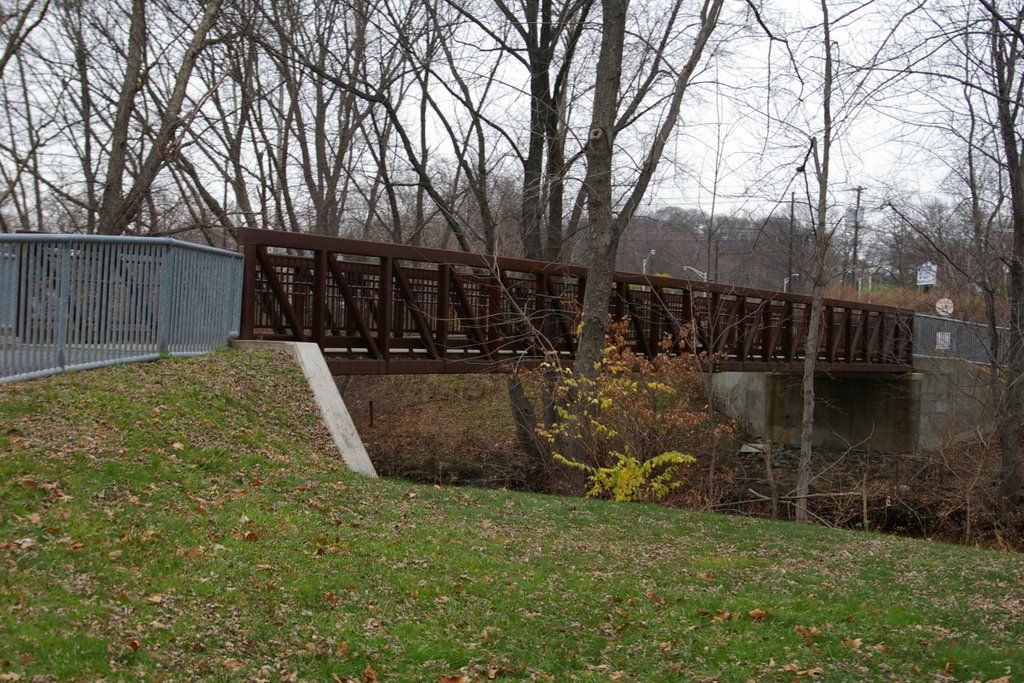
[{"xmin": 237, "ymin": 228, "xmax": 914, "ymax": 375}]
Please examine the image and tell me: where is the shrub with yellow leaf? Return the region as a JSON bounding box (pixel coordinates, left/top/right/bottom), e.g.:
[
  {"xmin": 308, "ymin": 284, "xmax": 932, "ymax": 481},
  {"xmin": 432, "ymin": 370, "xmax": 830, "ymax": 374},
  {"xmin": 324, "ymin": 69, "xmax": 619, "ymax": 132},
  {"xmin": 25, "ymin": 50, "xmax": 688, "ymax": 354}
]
[{"xmin": 534, "ymin": 321, "xmax": 725, "ymax": 502}]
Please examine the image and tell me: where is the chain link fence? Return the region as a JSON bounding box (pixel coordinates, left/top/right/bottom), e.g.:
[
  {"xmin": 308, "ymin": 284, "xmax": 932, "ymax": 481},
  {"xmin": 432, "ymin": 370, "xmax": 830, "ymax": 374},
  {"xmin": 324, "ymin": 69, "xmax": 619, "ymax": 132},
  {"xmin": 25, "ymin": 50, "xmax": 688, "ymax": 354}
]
[
  {"xmin": 1, "ymin": 234, "xmax": 242, "ymax": 384},
  {"xmin": 913, "ymin": 313, "xmax": 1005, "ymax": 366}
]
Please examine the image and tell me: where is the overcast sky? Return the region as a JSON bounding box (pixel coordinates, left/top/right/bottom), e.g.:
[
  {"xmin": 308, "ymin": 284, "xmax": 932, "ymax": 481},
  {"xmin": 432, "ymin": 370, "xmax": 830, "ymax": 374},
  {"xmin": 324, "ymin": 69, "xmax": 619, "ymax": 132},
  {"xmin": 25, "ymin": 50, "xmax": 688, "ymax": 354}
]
[{"xmin": 644, "ymin": 0, "xmax": 956, "ymax": 226}]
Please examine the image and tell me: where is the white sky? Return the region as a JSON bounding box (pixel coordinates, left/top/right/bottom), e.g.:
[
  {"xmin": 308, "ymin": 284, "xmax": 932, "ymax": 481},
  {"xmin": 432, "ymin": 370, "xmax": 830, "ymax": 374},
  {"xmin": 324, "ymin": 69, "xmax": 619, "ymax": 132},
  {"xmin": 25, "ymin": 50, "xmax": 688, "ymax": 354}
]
[{"xmin": 644, "ymin": 0, "xmax": 955, "ymax": 225}]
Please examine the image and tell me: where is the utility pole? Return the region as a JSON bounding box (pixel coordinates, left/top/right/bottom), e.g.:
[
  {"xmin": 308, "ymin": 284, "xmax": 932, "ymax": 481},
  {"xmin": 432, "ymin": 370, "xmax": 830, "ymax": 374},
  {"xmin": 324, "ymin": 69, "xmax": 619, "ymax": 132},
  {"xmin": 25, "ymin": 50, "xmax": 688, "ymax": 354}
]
[
  {"xmin": 851, "ymin": 186, "xmax": 864, "ymax": 290},
  {"xmin": 788, "ymin": 192, "xmax": 795, "ymax": 287}
]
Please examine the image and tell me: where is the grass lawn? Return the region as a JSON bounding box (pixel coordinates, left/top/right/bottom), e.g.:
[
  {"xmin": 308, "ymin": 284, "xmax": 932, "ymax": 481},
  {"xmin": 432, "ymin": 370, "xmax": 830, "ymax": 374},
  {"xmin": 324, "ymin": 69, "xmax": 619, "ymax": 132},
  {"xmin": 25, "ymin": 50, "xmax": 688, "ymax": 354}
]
[{"xmin": 1, "ymin": 349, "xmax": 1022, "ymax": 682}]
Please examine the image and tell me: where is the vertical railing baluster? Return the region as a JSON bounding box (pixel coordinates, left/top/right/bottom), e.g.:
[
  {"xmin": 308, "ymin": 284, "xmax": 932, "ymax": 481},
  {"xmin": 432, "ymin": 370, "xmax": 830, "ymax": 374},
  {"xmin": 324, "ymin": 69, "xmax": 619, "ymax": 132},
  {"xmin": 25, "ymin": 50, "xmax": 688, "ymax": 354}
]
[
  {"xmin": 313, "ymin": 249, "xmax": 327, "ymax": 348},
  {"xmin": 157, "ymin": 243, "xmax": 174, "ymax": 355},
  {"xmin": 378, "ymin": 257, "xmax": 392, "ymax": 361},
  {"xmin": 649, "ymin": 286, "xmax": 662, "ymax": 358},
  {"xmin": 436, "ymin": 264, "xmax": 449, "ymax": 356},
  {"xmin": 54, "ymin": 242, "xmax": 70, "ymax": 372}
]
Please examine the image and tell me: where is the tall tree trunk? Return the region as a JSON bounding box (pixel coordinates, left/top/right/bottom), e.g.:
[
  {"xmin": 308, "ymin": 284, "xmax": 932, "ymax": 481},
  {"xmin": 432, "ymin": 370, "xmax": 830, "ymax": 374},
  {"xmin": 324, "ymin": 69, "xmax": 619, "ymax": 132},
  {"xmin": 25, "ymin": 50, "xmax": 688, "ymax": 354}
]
[
  {"xmin": 796, "ymin": 252, "xmax": 827, "ymax": 523},
  {"xmin": 796, "ymin": 0, "xmax": 834, "ymax": 523},
  {"xmin": 507, "ymin": 375, "xmax": 546, "ymax": 472},
  {"xmin": 576, "ymin": 0, "xmax": 721, "ymax": 380},
  {"xmin": 97, "ymin": 0, "xmax": 145, "ymax": 234},
  {"xmin": 98, "ymin": 0, "xmax": 223, "ymax": 235},
  {"xmin": 990, "ymin": 9, "xmax": 1024, "ymax": 503},
  {"xmin": 576, "ymin": 0, "xmax": 627, "ymax": 380}
]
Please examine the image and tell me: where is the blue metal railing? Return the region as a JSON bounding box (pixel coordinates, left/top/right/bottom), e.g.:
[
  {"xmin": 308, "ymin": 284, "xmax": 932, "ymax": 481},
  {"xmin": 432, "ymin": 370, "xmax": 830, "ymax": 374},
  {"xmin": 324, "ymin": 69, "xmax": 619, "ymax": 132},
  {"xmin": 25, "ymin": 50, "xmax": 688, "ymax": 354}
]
[{"xmin": 1, "ymin": 234, "xmax": 243, "ymax": 384}]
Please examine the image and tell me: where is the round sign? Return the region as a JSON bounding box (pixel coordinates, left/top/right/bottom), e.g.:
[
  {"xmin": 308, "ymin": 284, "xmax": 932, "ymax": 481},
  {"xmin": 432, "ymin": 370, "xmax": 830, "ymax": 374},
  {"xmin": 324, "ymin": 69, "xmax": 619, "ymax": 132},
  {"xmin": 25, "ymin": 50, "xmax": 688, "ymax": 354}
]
[{"xmin": 935, "ymin": 298, "xmax": 954, "ymax": 316}]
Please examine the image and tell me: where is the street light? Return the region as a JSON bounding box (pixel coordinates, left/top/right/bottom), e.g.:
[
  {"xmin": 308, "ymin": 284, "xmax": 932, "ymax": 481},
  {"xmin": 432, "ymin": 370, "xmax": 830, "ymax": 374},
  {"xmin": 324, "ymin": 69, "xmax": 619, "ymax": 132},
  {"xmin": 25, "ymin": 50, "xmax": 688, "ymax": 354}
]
[
  {"xmin": 783, "ymin": 273, "xmax": 800, "ymax": 292},
  {"xmin": 681, "ymin": 265, "xmax": 708, "ymax": 281},
  {"xmin": 641, "ymin": 249, "xmax": 656, "ymax": 274}
]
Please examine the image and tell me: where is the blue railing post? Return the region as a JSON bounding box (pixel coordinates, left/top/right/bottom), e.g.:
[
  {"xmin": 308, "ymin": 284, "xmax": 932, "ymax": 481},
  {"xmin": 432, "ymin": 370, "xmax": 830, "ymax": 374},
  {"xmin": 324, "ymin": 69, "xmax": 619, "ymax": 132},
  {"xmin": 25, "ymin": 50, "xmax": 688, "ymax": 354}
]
[
  {"xmin": 156, "ymin": 242, "xmax": 175, "ymax": 355},
  {"xmin": 54, "ymin": 242, "xmax": 71, "ymax": 372}
]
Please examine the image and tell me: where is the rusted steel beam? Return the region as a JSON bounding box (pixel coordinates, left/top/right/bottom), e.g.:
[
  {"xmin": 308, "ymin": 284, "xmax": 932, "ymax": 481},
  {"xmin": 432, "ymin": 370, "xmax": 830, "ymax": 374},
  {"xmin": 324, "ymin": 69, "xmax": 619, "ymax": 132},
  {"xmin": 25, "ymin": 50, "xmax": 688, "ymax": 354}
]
[
  {"xmin": 449, "ymin": 271, "xmax": 483, "ymax": 348},
  {"xmin": 378, "ymin": 257, "xmax": 393, "ymax": 359},
  {"xmin": 761, "ymin": 302, "xmax": 777, "ymax": 361},
  {"xmin": 487, "ymin": 273, "xmax": 501, "ymax": 355},
  {"xmin": 254, "ymin": 247, "xmax": 308, "ymax": 342},
  {"xmin": 240, "ymin": 243, "xmax": 257, "ymax": 339},
  {"xmin": 325, "ymin": 257, "xmax": 381, "ymax": 358},
  {"xmin": 649, "ymin": 286, "xmax": 663, "ymax": 355},
  {"xmin": 621, "ymin": 285, "xmax": 653, "ymax": 359},
  {"xmin": 391, "ymin": 261, "xmax": 441, "ymax": 359},
  {"xmin": 312, "ymin": 250, "xmax": 327, "ymax": 347},
  {"xmin": 543, "ymin": 275, "xmax": 576, "ymax": 353},
  {"xmin": 436, "ymin": 264, "xmax": 450, "ymax": 355}
]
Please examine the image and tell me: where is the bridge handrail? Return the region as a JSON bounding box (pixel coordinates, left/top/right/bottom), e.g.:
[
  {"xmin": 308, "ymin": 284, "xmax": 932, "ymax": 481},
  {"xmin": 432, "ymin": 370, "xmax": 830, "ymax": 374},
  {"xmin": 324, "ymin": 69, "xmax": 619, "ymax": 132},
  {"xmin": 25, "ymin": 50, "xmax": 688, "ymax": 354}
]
[
  {"xmin": 235, "ymin": 228, "xmax": 912, "ymax": 315},
  {"xmin": 1, "ymin": 234, "xmax": 242, "ymax": 384}
]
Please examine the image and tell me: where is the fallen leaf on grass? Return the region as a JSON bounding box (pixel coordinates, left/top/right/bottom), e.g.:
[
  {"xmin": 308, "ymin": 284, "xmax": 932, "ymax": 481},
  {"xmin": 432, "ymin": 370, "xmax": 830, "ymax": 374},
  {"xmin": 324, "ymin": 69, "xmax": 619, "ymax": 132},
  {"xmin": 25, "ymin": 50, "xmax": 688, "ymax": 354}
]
[
  {"xmin": 0, "ymin": 673, "xmax": 23, "ymax": 681},
  {"xmin": 146, "ymin": 594, "xmax": 163, "ymax": 605},
  {"xmin": 748, "ymin": 608, "xmax": 769, "ymax": 620},
  {"xmin": 842, "ymin": 637, "xmax": 862, "ymax": 652},
  {"xmin": 222, "ymin": 658, "xmax": 243, "ymax": 671},
  {"xmin": 794, "ymin": 624, "xmax": 821, "ymax": 646},
  {"xmin": 243, "ymin": 531, "xmax": 259, "ymax": 542},
  {"xmin": 171, "ymin": 442, "xmax": 185, "ymax": 451},
  {"xmin": 336, "ymin": 641, "xmax": 349, "ymax": 657},
  {"xmin": 710, "ymin": 610, "xmax": 739, "ymax": 624},
  {"xmin": 782, "ymin": 662, "xmax": 823, "ymax": 678},
  {"xmin": 869, "ymin": 642, "xmax": 893, "ymax": 654},
  {"xmin": 438, "ymin": 676, "xmax": 470, "ymax": 683},
  {"xmin": 362, "ymin": 664, "xmax": 379, "ymax": 683},
  {"xmin": 123, "ymin": 637, "xmax": 140, "ymax": 652},
  {"xmin": 108, "ymin": 550, "xmax": 122, "ymax": 560}
]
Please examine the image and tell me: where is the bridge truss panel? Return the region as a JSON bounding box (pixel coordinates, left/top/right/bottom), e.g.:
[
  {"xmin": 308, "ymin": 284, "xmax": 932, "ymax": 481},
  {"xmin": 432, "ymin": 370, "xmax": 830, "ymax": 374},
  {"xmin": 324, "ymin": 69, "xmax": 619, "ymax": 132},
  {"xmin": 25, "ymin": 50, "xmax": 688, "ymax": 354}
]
[{"xmin": 236, "ymin": 229, "xmax": 914, "ymax": 375}]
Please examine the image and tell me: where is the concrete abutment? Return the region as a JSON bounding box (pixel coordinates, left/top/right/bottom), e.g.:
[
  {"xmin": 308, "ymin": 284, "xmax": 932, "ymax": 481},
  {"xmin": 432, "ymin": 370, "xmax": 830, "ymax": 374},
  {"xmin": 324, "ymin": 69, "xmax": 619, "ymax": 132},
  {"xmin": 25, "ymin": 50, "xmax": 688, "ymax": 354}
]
[{"xmin": 710, "ymin": 357, "xmax": 993, "ymax": 452}]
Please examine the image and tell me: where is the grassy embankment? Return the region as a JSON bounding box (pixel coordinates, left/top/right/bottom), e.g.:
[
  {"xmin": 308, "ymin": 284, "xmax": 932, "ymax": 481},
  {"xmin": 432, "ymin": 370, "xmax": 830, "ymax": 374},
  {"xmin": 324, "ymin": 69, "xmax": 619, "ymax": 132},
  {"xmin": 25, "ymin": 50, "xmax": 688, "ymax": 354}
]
[{"xmin": 1, "ymin": 349, "xmax": 1022, "ymax": 682}]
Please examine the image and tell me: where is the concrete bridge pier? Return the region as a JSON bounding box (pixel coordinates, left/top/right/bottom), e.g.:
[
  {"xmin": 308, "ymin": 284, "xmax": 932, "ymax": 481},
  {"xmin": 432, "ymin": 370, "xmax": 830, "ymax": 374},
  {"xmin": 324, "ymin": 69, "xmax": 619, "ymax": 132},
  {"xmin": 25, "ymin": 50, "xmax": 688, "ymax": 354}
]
[{"xmin": 711, "ymin": 358, "xmax": 993, "ymax": 452}]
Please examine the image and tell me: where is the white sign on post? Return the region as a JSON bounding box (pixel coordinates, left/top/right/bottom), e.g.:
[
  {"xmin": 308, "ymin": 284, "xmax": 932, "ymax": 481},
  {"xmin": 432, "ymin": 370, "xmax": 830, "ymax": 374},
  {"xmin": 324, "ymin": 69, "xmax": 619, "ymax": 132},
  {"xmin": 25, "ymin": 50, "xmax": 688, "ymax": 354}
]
[
  {"xmin": 935, "ymin": 331, "xmax": 952, "ymax": 351},
  {"xmin": 917, "ymin": 262, "xmax": 937, "ymax": 286}
]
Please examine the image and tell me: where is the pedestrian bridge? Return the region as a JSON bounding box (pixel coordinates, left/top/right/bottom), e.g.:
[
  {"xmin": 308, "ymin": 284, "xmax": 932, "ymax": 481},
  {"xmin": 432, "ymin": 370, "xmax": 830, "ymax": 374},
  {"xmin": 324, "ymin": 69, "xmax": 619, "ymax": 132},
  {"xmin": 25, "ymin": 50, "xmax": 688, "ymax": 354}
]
[{"xmin": 237, "ymin": 228, "xmax": 915, "ymax": 376}]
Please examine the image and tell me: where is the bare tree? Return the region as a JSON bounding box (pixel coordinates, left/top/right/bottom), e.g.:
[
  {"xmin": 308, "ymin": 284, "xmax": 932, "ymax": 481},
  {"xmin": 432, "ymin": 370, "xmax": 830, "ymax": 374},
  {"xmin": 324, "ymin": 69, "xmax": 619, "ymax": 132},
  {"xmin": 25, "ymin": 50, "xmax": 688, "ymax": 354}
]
[
  {"xmin": 985, "ymin": 1, "xmax": 1024, "ymax": 502},
  {"xmin": 887, "ymin": 0, "xmax": 1024, "ymax": 501},
  {"xmin": 97, "ymin": 0, "xmax": 223, "ymax": 234},
  {"xmin": 574, "ymin": 0, "xmax": 725, "ymax": 379},
  {"xmin": 0, "ymin": 0, "xmax": 50, "ymax": 78}
]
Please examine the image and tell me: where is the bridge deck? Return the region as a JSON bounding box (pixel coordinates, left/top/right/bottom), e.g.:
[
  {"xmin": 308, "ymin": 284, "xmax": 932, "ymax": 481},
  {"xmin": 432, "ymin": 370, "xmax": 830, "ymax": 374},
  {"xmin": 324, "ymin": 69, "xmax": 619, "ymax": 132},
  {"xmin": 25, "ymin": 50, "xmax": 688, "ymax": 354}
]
[{"xmin": 237, "ymin": 229, "xmax": 914, "ymax": 375}]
